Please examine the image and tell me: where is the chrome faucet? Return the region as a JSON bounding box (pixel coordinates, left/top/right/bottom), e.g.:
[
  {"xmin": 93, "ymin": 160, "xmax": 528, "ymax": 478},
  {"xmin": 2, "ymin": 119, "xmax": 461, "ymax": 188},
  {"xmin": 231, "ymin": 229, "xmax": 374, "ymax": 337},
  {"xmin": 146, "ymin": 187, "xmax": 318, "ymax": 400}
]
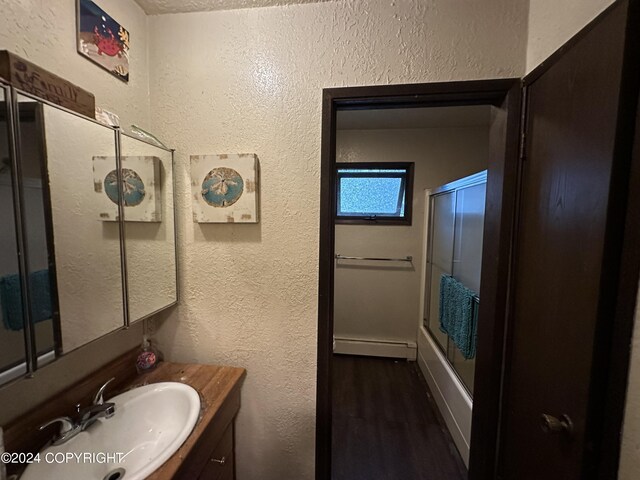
[
  {"xmin": 39, "ymin": 377, "xmax": 117, "ymax": 446},
  {"xmin": 77, "ymin": 400, "xmax": 116, "ymax": 430},
  {"xmin": 38, "ymin": 416, "xmax": 79, "ymax": 446}
]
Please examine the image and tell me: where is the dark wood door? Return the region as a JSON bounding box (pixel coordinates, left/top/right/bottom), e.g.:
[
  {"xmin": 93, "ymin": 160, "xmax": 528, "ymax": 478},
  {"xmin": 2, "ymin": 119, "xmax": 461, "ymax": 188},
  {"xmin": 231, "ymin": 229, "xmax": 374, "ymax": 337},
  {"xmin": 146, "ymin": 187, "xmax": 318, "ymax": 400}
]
[{"xmin": 499, "ymin": 1, "xmax": 637, "ymax": 479}]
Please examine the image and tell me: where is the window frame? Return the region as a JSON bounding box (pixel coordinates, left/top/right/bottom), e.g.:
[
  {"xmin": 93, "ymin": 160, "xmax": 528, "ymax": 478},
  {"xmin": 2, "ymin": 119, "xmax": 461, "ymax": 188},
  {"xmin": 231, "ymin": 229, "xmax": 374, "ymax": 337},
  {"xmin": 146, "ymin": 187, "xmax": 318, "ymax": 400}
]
[{"xmin": 335, "ymin": 162, "xmax": 414, "ymax": 226}]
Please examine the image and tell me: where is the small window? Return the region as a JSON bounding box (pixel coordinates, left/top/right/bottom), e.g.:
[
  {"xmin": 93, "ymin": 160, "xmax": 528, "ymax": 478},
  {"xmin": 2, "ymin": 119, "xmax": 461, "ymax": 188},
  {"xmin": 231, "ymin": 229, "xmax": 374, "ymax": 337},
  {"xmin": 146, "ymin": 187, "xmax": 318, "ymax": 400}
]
[{"xmin": 336, "ymin": 162, "xmax": 414, "ymax": 225}]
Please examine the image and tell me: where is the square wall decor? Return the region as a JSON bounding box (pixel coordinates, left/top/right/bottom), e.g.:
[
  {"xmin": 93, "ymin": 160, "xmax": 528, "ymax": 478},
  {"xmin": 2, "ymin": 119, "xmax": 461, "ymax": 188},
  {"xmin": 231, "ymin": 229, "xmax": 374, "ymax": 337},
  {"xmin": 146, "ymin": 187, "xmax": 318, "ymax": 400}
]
[
  {"xmin": 191, "ymin": 154, "xmax": 259, "ymax": 223},
  {"xmin": 77, "ymin": 0, "xmax": 130, "ymax": 82},
  {"xmin": 93, "ymin": 156, "xmax": 162, "ymax": 222}
]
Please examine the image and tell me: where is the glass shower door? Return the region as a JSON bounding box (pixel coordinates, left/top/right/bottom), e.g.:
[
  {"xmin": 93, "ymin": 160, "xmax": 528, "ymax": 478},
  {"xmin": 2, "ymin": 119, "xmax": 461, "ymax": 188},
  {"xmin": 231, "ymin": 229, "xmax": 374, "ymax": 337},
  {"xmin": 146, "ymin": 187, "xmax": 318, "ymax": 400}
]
[
  {"xmin": 448, "ymin": 182, "xmax": 486, "ymax": 393},
  {"xmin": 425, "ymin": 191, "xmax": 455, "ymax": 352},
  {"xmin": 425, "ymin": 171, "xmax": 487, "ymax": 396}
]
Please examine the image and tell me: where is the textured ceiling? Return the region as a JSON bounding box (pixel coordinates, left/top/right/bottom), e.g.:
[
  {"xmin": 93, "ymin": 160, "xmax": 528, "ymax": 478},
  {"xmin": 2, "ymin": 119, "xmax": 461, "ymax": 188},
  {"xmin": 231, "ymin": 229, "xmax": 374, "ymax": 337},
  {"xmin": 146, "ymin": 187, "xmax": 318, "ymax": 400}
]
[
  {"xmin": 134, "ymin": 0, "xmax": 333, "ymax": 14},
  {"xmin": 337, "ymin": 105, "xmax": 492, "ymax": 131}
]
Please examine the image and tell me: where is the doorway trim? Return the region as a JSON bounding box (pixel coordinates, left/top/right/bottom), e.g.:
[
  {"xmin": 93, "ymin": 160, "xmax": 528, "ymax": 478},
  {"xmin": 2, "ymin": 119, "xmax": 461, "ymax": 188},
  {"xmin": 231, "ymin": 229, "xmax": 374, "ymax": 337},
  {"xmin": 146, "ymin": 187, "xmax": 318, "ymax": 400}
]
[{"xmin": 316, "ymin": 79, "xmax": 522, "ymax": 480}]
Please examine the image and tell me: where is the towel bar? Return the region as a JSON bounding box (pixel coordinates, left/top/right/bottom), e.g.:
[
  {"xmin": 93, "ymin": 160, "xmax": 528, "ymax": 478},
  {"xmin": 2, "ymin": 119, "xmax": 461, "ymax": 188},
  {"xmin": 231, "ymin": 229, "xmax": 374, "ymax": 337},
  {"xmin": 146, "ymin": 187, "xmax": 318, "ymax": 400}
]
[{"xmin": 335, "ymin": 254, "xmax": 413, "ymax": 262}]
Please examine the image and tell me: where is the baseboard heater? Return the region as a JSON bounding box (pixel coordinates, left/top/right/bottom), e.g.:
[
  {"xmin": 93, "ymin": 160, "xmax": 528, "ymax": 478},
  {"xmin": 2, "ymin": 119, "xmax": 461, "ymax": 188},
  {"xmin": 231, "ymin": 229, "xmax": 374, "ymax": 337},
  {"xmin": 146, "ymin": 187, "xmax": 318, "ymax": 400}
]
[{"xmin": 333, "ymin": 336, "xmax": 418, "ymax": 360}]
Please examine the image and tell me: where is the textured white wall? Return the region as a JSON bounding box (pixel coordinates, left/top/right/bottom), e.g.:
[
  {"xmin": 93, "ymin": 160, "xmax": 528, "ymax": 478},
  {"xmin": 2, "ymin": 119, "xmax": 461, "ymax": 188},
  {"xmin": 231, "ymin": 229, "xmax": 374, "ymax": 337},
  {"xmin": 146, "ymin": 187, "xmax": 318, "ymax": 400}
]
[
  {"xmin": 334, "ymin": 127, "xmax": 488, "ymax": 346},
  {"xmin": 147, "ymin": 2, "xmax": 527, "ymax": 478},
  {"xmin": 0, "ymin": 0, "xmax": 151, "ymax": 127},
  {"xmin": 526, "ymin": 0, "xmax": 614, "ymax": 72}
]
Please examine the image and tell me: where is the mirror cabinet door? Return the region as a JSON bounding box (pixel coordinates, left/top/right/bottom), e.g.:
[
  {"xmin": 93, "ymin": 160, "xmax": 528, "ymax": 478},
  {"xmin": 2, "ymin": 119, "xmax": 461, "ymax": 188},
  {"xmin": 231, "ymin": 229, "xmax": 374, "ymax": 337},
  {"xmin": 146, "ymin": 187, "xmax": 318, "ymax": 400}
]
[
  {"xmin": 0, "ymin": 93, "xmax": 178, "ymax": 379},
  {"xmin": 119, "ymin": 135, "xmax": 177, "ymax": 323},
  {"xmin": 16, "ymin": 95, "xmax": 125, "ymax": 356},
  {"xmin": 16, "ymin": 98, "xmax": 59, "ymax": 368},
  {"xmin": 0, "ymin": 86, "xmax": 30, "ymax": 384}
]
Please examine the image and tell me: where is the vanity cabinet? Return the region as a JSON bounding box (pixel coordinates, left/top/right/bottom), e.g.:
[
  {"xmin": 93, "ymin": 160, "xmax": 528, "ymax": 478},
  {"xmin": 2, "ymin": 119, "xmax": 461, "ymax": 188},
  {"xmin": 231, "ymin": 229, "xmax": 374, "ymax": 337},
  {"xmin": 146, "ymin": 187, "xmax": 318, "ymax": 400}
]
[
  {"xmin": 173, "ymin": 382, "xmax": 241, "ymax": 480},
  {"xmin": 196, "ymin": 423, "xmax": 234, "ymax": 480}
]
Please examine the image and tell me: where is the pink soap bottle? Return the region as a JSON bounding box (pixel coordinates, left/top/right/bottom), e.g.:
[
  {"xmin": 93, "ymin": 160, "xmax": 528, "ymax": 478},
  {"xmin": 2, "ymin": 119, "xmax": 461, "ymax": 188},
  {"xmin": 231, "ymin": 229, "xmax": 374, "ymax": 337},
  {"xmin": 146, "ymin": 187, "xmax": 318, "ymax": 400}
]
[{"xmin": 136, "ymin": 335, "xmax": 162, "ymax": 374}]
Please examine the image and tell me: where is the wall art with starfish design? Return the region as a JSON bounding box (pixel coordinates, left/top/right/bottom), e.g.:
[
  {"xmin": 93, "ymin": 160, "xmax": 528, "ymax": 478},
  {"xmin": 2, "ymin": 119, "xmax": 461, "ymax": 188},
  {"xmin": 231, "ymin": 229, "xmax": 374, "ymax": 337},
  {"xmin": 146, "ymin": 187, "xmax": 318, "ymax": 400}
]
[
  {"xmin": 93, "ymin": 156, "xmax": 162, "ymax": 222},
  {"xmin": 190, "ymin": 154, "xmax": 259, "ymax": 223}
]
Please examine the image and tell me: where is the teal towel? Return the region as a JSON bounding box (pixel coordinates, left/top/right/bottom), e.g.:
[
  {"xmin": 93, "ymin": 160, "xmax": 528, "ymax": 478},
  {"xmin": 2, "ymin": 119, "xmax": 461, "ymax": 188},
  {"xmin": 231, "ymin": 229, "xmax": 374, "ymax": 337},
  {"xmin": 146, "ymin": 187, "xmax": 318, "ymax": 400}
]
[
  {"xmin": 439, "ymin": 274, "xmax": 479, "ymax": 360},
  {"xmin": 0, "ymin": 270, "xmax": 52, "ymax": 331}
]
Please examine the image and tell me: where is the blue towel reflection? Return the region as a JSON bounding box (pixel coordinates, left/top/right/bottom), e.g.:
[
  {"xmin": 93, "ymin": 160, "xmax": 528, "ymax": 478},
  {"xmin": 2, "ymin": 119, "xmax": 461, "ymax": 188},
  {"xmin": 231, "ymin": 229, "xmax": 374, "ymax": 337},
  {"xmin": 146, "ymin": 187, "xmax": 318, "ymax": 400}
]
[{"xmin": 0, "ymin": 270, "xmax": 52, "ymax": 331}]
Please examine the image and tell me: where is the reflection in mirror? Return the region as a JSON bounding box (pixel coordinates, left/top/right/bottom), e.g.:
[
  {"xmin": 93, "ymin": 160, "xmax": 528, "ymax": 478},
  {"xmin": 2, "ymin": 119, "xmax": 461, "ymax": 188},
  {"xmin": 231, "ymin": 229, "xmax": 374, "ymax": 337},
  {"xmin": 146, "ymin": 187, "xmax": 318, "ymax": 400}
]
[
  {"xmin": 119, "ymin": 135, "xmax": 176, "ymax": 322},
  {"xmin": 11, "ymin": 97, "xmax": 58, "ymax": 377},
  {"xmin": 0, "ymin": 87, "xmax": 31, "ymax": 384},
  {"xmin": 20, "ymin": 96, "xmax": 125, "ymax": 355},
  {"xmin": 19, "ymin": 102, "xmax": 57, "ymax": 363}
]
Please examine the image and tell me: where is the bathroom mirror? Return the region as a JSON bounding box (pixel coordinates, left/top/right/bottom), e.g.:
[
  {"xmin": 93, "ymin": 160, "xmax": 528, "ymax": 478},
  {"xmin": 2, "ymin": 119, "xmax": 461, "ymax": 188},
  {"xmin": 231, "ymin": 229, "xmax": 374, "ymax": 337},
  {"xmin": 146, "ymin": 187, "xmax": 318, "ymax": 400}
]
[
  {"xmin": 16, "ymin": 94, "xmax": 125, "ymax": 356},
  {"xmin": 0, "ymin": 84, "xmax": 31, "ymax": 384},
  {"xmin": 119, "ymin": 134, "xmax": 177, "ymax": 323},
  {"xmin": 0, "ymin": 89, "xmax": 178, "ymax": 382},
  {"xmin": 16, "ymin": 98, "xmax": 59, "ymax": 364}
]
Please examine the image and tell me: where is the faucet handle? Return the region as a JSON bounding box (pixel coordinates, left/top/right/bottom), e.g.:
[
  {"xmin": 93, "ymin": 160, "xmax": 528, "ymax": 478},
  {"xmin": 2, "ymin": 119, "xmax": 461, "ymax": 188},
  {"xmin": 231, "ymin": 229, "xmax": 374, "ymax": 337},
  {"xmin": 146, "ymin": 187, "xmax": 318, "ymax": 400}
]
[
  {"xmin": 93, "ymin": 377, "xmax": 115, "ymax": 406},
  {"xmin": 38, "ymin": 417, "xmax": 80, "ymax": 446},
  {"xmin": 39, "ymin": 416, "xmax": 75, "ymax": 435}
]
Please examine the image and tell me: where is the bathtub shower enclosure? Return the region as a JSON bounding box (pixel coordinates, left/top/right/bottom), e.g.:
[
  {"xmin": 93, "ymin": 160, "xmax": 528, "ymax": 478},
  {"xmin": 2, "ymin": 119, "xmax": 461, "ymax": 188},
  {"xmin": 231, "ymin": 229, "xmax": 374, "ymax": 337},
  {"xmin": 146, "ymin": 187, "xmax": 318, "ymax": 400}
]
[{"xmin": 418, "ymin": 170, "xmax": 487, "ymax": 464}]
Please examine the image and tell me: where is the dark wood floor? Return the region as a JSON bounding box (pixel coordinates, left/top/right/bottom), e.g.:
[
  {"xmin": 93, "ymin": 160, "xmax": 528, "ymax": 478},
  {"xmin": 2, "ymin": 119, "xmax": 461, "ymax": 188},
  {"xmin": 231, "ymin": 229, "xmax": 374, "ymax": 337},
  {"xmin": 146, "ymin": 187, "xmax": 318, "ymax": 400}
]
[{"xmin": 331, "ymin": 355, "xmax": 468, "ymax": 480}]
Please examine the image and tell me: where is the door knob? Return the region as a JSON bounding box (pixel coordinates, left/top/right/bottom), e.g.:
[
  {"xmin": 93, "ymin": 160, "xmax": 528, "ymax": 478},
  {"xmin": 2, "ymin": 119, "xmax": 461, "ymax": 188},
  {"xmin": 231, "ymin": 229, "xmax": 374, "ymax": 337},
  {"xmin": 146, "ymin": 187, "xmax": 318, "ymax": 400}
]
[{"xmin": 540, "ymin": 413, "xmax": 573, "ymax": 435}]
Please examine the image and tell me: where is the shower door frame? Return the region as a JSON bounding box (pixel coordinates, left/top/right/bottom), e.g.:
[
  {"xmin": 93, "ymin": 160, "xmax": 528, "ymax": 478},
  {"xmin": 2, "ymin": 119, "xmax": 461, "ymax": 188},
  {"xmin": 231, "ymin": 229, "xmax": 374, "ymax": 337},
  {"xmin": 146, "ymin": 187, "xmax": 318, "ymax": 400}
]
[
  {"xmin": 424, "ymin": 170, "xmax": 488, "ymax": 396},
  {"xmin": 316, "ymin": 78, "xmax": 523, "ymax": 480}
]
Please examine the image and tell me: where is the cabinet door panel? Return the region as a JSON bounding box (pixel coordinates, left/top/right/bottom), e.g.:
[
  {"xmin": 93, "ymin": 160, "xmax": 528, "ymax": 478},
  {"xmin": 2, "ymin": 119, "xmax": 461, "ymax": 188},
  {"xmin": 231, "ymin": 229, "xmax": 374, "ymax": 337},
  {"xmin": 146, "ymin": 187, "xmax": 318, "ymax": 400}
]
[
  {"xmin": 119, "ymin": 134, "xmax": 176, "ymax": 323},
  {"xmin": 197, "ymin": 424, "xmax": 234, "ymax": 480},
  {"xmin": 35, "ymin": 101, "xmax": 123, "ymax": 354}
]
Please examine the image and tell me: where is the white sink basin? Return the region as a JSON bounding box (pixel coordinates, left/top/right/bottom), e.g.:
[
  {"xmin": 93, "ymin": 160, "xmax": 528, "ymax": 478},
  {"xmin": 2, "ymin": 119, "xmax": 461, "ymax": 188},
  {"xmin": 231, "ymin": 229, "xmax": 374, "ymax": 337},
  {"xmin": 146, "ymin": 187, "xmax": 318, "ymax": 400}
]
[{"xmin": 21, "ymin": 382, "xmax": 201, "ymax": 480}]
